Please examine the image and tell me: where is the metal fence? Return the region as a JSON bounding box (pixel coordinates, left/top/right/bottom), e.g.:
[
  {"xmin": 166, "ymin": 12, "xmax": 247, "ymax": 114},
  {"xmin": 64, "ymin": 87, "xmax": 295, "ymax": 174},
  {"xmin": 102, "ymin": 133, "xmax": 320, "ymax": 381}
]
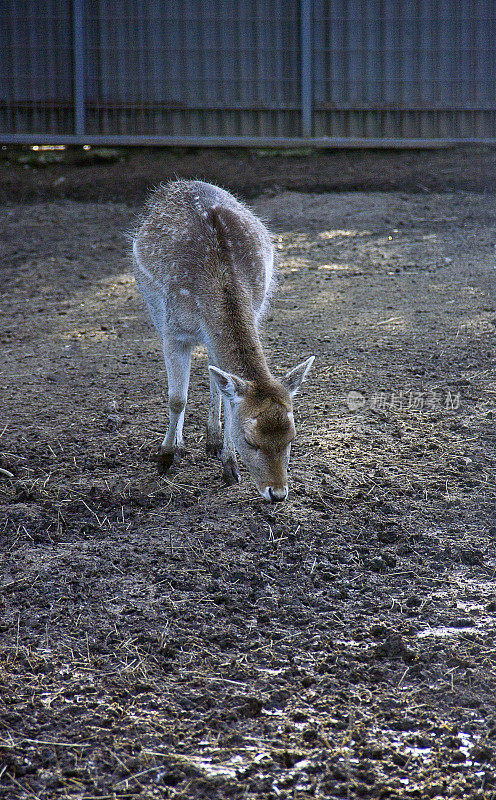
[{"xmin": 2, "ymin": 0, "xmax": 496, "ymax": 146}]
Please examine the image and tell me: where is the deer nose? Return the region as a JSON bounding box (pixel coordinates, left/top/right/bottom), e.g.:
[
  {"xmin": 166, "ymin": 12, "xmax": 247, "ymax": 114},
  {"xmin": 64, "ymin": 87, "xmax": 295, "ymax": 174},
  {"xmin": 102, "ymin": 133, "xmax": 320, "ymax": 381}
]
[{"xmin": 269, "ymin": 486, "xmax": 288, "ymax": 503}]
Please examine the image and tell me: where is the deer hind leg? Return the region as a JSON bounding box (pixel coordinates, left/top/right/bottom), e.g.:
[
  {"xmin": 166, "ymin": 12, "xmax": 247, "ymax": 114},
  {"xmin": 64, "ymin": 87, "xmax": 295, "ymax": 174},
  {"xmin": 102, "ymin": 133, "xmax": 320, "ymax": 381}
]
[
  {"xmin": 206, "ymin": 357, "xmax": 223, "ymax": 457},
  {"xmin": 220, "ymin": 400, "xmax": 240, "ymax": 485},
  {"xmin": 158, "ymin": 337, "xmax": 192, "ymax": 474}
]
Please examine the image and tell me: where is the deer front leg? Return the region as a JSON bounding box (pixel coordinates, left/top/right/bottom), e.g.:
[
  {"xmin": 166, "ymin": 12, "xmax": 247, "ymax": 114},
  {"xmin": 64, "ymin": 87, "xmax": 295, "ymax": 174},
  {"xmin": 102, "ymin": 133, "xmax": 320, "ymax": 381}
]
[
  {"xmin": 206, "ymin": 361, "xmax": 223, "ymax": 457},
  {"xmin": 158, "ymin": 338, "xmax": 192, "ymax": 474},
  {"xmin": 220, "ymin": 400, "xmax": 240, "ymax": 485}
]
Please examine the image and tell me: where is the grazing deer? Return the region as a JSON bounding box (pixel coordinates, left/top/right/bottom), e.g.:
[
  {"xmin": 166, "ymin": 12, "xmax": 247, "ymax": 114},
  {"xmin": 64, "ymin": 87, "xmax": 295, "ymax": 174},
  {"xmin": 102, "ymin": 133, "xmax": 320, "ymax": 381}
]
[{"xmin": 132, "ymin": 180, "xmax": 314, "ymax": 502}]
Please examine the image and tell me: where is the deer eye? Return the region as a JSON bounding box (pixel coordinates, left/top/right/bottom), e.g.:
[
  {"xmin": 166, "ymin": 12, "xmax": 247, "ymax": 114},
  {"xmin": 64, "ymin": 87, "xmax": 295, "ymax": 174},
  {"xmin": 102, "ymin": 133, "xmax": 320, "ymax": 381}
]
[{"xmin": 244, "ymin": 438, "xmax": 259, "ymax": 451}]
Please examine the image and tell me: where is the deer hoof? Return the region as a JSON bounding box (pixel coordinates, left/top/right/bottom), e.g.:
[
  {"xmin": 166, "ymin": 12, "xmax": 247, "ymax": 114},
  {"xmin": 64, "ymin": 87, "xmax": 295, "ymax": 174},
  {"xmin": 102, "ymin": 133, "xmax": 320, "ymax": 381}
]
[
  {"xmin": 154, "ymin": 446, "xmax": 183, "ymax": 474},
  {"xmin": 155, "ymin": 449, "xmax": 174, "ymax": 474},
  {"xmin": 222, "ymin": 458, "xmax": 240, "ymax": 486}
]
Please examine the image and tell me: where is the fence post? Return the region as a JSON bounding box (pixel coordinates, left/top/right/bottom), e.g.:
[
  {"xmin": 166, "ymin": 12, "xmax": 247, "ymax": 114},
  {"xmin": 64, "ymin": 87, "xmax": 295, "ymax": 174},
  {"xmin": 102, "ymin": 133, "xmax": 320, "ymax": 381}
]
[
  {"xmin": 73, "ymin": 0, "xmax": 85, "ymax": 135},
  {"xmin": 301, "ymin": 0, "xmax": 313, "ymax": 138}
]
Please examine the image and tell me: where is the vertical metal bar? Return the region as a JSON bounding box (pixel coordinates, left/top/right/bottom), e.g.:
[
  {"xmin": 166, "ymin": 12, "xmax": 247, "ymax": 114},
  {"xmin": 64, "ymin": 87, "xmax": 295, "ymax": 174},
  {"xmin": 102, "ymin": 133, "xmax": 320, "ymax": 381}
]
[
  {"xmin": 73, "ymin": 0, "xmax": 85, "ymax": 135},
  {"xmin": 301, "ymin": 0, "xmax": 312, "ymax": 137}
]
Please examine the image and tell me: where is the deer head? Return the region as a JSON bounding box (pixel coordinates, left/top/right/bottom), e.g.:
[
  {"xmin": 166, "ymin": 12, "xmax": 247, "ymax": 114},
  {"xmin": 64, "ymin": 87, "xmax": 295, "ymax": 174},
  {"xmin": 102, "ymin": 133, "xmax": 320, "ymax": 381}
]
[{"xmin": 209, "ymin": 356, "xmax": 314, "ymax": 501}]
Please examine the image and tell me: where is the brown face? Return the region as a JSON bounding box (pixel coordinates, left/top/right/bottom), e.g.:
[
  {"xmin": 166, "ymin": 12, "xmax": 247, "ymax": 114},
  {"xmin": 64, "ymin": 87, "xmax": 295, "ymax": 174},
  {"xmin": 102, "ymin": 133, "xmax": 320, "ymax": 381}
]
[
  {"xmin": 233, "ymin": 394, "xmax": 296, "ymax": 502},
  {"xmin": 209, "ymin": 356, "xmax": 314, "ymax": 503}
]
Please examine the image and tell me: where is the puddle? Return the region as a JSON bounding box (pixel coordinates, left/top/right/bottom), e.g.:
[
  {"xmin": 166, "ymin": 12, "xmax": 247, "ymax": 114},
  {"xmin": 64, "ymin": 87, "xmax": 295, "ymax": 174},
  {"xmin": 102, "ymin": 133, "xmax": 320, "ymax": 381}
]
[
  {"xmin": 256, "ymin": 667, "xmax": 284, "ymax": 676},
  {"xmin": 417, "ymin": 625, "xmax": 476, "ymax": 638},
  {"xmin": 187, "ymin": 744, "xmax": 274, "ymax": 780},
  {"xmin": 189, "ymin": 757, "xmax": 238, "ymax": 779},
  {"xmin": 458, "ymin": 731, "xmax": 476, "ymax": 760},
  {"xmin": 384, "ymin": 729, "xmax": 480, "ymax": 767},
  {"xmin": 402, "ymin": 745, "xmax": 432, "ymax": 757},
  {"xmin": 334, "ymin": 639, "xmax": 362, "ymax": 648},
  {"xmin": 456, "ymin": 601, "xmax": 484, "ymax": 614}
]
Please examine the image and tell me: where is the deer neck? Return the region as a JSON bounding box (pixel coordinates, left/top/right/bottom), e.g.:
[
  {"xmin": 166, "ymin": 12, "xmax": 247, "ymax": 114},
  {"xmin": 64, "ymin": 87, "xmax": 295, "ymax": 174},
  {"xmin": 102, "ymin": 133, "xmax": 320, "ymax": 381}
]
[{"xmin": 205, "ymin": 274, "xmax": 272, "ymax": 385}]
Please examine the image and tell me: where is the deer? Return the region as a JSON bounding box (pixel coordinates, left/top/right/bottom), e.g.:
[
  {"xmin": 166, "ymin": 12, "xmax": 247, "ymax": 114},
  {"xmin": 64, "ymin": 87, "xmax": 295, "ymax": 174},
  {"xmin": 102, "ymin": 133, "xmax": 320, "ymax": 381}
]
[{"xmin": 132, "ymin": 180, "xmax": 314, "ymax": 502}]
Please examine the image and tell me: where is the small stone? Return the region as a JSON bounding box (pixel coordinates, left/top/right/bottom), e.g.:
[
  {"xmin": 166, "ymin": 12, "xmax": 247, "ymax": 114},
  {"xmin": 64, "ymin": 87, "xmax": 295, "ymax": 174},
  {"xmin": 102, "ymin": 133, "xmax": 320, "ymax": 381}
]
[
  {"xmin": 240, "ymin": 696, "xmax": 263, "ymax": 718},
  {"xmin": 367, "ymin": 556, "xmax": 386, "ymax": 572},
  {"xmin": 374, "ymin": 633, "xmax": 414, "ymax": 662},
  {"xmin": 459, "ymin": 547, "xmax": 484, "ymax": 566},
  {"xmin": 472, "ymin": 744, "xmax": 493, "ymax": 762},
  {"xmin": 301, "ymin": 727, "xmax": 319, "ymax": 743},
  {"xmin": 370, "ymin": 624, "xmax": 389, "ymax": 639}
]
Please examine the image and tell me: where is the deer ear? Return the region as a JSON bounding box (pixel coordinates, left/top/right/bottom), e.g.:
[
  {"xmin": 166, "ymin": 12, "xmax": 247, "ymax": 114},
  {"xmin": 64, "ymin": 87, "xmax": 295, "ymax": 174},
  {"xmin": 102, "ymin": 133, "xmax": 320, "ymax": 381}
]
[
  {"xmin": 209, "ymin": 366, "xmax": 247, "ymax": 403},
  {"xmin": 282, "ymin": 356, "xmax": 315, "ymax": 398}
]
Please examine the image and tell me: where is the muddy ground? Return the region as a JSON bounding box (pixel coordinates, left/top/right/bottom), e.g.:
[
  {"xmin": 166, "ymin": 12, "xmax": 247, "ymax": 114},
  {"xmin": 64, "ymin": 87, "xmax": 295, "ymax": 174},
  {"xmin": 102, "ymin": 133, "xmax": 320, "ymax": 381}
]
[{"xmin": 1, "ymin": 151, "xmax": 496, "ymax": 799}]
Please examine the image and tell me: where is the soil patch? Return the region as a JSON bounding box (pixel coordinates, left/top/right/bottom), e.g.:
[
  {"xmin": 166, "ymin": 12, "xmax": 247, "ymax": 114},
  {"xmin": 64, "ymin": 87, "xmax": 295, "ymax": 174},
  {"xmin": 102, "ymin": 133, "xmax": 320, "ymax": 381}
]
[{"xmin": 1, "ymin": 184, "xmax": 496, "ymax": 798}]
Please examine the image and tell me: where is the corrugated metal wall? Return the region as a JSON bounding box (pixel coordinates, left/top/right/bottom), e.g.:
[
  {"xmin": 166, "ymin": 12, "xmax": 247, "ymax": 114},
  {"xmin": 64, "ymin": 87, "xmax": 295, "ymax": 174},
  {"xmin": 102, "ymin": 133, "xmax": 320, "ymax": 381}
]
[
  {"xmin": 84, "ymin": 0, "xmax": 301, "ymax": 138},
  {"xmin": 2, "ymin": 0, "xmax": 496, "ymax": 145},
  {"xmin": 313, "ymin": 0, "xmax": 496, "ymax": 140},
  {"xmin": 1, "ymin": 0, "xmax": 74, "ymax": 134}
]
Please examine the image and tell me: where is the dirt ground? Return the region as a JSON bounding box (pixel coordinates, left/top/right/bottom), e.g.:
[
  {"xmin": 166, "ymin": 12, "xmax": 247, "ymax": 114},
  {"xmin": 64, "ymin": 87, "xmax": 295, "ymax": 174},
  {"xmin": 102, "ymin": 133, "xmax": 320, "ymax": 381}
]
[
  {"xmin": 1, "ymin": 150, "xmax": 496, "ymax": 799},
  {"xmin": 3, "ymin": 144, "xmax": 496, "ymax": 204}
]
